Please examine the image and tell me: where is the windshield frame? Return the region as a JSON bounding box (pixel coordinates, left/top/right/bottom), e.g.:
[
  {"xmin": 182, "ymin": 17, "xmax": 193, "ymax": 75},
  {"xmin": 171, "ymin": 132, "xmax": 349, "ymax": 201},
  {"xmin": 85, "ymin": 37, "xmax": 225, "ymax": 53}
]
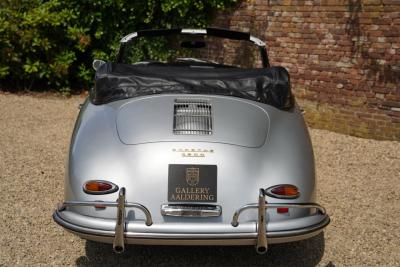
[{"xmin": 116, "ymin": 28, "xmax": 270, "ymax": 68}]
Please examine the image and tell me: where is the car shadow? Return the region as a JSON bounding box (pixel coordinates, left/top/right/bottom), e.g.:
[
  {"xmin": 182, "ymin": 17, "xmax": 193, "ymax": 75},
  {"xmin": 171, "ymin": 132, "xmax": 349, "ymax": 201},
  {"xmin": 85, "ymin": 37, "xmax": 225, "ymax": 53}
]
[{"xmin": 75, "ymin": 232, "xmax": 326, "ymax": 267}]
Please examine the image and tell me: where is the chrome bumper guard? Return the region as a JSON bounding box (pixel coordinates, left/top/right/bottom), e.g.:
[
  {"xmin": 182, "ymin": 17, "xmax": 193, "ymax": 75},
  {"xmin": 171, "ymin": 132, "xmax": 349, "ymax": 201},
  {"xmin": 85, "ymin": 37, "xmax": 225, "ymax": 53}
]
[
  {"xmin": 231, "ymin": 188, "xmax": 327, "ymax": 254},
  {"xmin": 55, "ymin": 187, "xmax": 327, "ymax": 255},
  {"xmin": 56, "ymin": 187, "xmax": 153, "ymax": 253}
]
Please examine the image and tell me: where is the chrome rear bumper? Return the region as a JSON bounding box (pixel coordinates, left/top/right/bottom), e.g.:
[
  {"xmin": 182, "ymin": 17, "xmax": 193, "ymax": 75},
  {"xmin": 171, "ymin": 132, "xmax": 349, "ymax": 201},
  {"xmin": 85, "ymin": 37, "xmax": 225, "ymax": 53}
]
[{"xmin": 53, "ymin": 188, "xmax": 330, "ymax": 254}]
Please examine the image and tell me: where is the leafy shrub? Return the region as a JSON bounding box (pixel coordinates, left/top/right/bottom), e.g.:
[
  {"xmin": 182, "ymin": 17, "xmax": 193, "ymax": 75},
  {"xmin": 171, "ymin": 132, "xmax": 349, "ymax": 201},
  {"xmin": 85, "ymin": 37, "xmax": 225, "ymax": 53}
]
[{"xmin": 0, "ymin": 0, "xmax": 237, "ymax": 92}]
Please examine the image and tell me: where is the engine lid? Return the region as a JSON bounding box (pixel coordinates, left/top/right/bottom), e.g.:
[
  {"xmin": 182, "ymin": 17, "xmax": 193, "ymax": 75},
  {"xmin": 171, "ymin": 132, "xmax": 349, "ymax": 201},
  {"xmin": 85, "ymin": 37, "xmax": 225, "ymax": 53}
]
[{"xmin": 116, "ymin": 95, "xmax": 269, "ymax": 148}]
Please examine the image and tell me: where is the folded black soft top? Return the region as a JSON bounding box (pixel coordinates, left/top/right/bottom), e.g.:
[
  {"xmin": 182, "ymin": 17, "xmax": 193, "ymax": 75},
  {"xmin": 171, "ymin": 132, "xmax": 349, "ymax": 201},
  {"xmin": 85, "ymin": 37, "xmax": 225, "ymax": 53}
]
[{"xmin": 90, "ymin": 62, "xmax": 293, "ymax": 110}]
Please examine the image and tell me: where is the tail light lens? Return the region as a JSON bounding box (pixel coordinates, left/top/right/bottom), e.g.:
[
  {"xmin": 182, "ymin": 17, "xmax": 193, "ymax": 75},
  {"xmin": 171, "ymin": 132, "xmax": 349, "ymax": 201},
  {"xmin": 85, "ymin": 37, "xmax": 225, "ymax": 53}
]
[
  {"xmin": 83, "ymin": 180, "xmax": 118, "ymax": 195},
  {"xmin": 277, "ymin": 207, "xmax": 289, "ymax": 214},
  {"xmin": 265, "ymin": 184, "xmax": 300, "ymax": 199}
]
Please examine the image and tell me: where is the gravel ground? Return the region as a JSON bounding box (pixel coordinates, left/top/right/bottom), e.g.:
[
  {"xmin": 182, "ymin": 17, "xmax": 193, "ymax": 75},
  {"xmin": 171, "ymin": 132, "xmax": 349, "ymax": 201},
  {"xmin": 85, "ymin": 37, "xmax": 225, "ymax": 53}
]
[{"xmin": 0, "ymin": 93, "xmax": 399, "ymax": 267}]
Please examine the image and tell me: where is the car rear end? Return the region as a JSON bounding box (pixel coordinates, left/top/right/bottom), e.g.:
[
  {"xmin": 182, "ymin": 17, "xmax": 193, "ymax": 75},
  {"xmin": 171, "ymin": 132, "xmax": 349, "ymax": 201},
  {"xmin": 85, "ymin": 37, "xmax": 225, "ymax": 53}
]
[{"xmin": 53, "ymin": 94, "xmax": 329, "ymax": 254}]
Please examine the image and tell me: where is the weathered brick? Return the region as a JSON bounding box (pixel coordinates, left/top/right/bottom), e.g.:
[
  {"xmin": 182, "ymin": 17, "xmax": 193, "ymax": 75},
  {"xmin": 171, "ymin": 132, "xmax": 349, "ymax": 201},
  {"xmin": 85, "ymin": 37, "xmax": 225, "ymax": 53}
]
[
  {"xmin": 212, "ymin": 0, "xmax": 400, "ymax": 140},
  {"xmin": 382, "ymin": 0, "xmax": 400, "ymax": 4}
]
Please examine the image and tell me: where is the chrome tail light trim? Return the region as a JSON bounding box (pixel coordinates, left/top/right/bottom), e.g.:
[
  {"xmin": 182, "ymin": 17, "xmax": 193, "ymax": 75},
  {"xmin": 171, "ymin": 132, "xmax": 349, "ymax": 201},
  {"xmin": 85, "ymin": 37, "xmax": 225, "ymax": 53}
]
[
  {"xmin": 82, "ymin": 180, "xmax": 119, "ymax": 195},
  {"xmin": 264, "ymin": 184, "xmax": 300, "ymax": 199}
]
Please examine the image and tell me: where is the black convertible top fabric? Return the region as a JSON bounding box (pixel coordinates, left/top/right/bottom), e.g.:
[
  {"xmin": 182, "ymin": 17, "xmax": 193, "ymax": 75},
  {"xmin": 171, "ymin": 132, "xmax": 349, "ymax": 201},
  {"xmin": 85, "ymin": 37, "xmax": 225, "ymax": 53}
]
[{"xmin": 91, "ymin": 62, "xmax": 293, "ymax": 110}]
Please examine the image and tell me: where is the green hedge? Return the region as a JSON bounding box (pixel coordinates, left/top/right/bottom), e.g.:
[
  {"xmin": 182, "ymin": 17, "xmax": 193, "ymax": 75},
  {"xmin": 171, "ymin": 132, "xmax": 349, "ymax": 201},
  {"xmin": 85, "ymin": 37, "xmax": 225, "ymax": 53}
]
[{"xmin": 0, "ymin": 0, "xmax": 237, "ymax": 93}]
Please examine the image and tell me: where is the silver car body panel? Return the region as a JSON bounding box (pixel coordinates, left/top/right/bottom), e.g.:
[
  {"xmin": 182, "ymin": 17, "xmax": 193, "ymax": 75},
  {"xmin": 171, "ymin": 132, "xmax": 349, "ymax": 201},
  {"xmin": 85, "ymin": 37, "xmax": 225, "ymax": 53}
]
[
  {"xmin": 116, "ymin": 96, "xmax": 269, "ymax": 147},
  {"xmin": 65, "ymin": 94, "xmax": 315, "ymax": 222},
  {"xmin": 55, "ymin": 93, "xmax": 329, "ymax": 248}
]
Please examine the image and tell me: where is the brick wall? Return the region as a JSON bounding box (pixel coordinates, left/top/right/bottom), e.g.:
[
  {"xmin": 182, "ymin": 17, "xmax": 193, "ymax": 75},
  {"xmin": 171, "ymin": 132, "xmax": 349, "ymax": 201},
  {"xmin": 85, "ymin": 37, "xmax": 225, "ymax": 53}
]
[{"xmin": 213, "ymin": 0, "xmax": 400, "ymax": 140}]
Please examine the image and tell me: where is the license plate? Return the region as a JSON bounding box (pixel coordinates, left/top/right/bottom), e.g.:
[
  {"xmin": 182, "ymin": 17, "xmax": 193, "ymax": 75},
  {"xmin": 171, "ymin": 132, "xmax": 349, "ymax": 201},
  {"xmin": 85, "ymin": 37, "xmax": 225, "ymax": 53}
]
[{"xmin": 168, "ymin": 164, "xmax": 217, "ymax": 203}]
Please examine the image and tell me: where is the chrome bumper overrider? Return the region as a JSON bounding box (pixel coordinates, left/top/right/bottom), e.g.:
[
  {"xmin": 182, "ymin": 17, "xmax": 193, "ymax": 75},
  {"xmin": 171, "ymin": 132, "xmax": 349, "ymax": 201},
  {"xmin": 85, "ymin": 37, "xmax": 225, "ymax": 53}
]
[
  {"xmin": 54, "ymin": 188, "xmax": 329, "ymax": 254},
  {"xmin": 56, "ymin": 187, "xmax": 152, "ymax": 253}
]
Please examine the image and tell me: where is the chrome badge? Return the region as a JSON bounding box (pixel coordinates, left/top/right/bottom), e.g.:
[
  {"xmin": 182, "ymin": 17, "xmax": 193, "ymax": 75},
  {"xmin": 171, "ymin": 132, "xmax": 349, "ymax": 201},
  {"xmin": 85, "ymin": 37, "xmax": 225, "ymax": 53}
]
[
  {"xmin": 186, "ymin": 168, "xmax": 200, "ymax": 186},
  {"xmin": 172, "ymin": 148, "xmax": 214, "ymax": 157}
]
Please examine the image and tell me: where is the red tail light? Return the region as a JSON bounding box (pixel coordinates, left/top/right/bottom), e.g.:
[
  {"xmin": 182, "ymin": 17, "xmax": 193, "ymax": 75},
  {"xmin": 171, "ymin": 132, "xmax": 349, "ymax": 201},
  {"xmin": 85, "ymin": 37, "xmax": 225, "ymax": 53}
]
[
  {"xmin": 265, "ymin": 184, "xmax": 300, "ymax": 199},
  {"xmin": 277, "ymin": 207, "xmax": 289, "ymax": 214},
  {"xmin": 83, "ymin": 180, "xmax": 118, "ymax": 195}
]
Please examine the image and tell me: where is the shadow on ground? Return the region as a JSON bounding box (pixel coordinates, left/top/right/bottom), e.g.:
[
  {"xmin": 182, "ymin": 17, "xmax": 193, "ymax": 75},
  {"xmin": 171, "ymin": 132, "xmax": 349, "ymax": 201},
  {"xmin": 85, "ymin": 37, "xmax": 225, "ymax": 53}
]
[{"xmin": 75, "ymin": 232, "xmax": 326, "ymax": 267}]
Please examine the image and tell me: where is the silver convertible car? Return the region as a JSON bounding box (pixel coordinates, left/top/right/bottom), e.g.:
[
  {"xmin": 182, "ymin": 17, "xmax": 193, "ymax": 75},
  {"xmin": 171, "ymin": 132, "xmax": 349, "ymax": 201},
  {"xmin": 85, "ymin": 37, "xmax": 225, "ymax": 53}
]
[{"xmin": 53, "ymin": 28, "xmax": 329, "ymax": 254}]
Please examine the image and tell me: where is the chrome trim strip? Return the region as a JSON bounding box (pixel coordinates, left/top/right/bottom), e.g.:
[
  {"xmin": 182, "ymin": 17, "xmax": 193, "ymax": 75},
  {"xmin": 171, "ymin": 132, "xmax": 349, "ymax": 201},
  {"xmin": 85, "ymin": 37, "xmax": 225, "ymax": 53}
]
[
  {"xmin": 113, "ymin": 188, "xmax": 126, "ymax": 253},
  {"xmin": 161, "ymin": 204, "xmax": 222, "ymax": 217},
  {"xmin": 181, "ymin": 29, "xmax": 207, "ymax": 34},
  {"xmin": 61, "ymin": 228, "xmax": 324, "ymax": 246},
  {"xmin": 120, "ymin": 32, "xmax": 138, "ymax": 43},
  {"xmin": 53, "ymin": 211, "xmax": 330, "ymax": 243},
  {"xmin": 256, "ymin": 189, "xmax": 268, "ymax": 254},
  {"xmin": 57, "ymin": 200, "xmax": 153, "ymax": 226},
  {"xmin": 249, "ymin": 36, "xmax": 266, "ymax": 46},
  {"xmin": 232, "ymin": 203, "xmax": 326, "ymax": 227}
]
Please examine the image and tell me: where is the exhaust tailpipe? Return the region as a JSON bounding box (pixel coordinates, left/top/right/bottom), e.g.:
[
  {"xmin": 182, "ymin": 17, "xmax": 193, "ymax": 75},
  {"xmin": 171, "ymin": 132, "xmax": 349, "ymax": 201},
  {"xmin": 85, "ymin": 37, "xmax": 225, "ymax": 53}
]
[
  {"xmin": 113, "ymin": 187, "xmax": 126, "ymax": 253},
  {"xmin": 255, "ymin": 188, "xmax": 268, "ymax": 254}
]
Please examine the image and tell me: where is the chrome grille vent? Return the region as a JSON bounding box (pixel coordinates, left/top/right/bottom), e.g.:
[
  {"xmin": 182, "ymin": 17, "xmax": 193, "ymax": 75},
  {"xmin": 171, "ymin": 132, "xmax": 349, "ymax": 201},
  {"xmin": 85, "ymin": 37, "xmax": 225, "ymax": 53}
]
[{"xmin": 173, "ymin": 99, "xmax": 212, "ymax": 135}]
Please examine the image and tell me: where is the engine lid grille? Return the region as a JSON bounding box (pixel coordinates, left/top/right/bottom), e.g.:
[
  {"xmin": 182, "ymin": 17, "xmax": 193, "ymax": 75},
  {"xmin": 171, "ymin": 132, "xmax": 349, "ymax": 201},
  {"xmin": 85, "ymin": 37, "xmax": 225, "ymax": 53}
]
[{"xmin": 173, "ymin": 99, "xmax": 212, "ymax": 135}]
